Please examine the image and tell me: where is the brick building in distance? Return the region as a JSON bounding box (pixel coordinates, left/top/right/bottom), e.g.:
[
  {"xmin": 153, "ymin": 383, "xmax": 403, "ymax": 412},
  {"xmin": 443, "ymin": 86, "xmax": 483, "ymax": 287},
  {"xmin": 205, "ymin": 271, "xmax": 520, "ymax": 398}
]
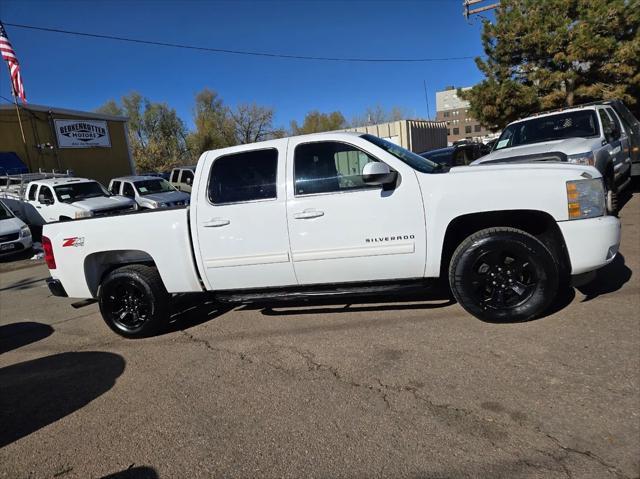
[{"xmin": 435, "ymin": 86, "xmax": 493, "ymax": 144}]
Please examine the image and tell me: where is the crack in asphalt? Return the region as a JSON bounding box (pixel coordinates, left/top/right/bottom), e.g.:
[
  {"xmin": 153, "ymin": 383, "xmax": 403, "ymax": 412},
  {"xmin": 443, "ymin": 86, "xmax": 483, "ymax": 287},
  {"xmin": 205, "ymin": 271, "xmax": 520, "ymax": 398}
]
[{"xmin": 180, "ymin": 331, "xmax": 634, "ymax": 478}]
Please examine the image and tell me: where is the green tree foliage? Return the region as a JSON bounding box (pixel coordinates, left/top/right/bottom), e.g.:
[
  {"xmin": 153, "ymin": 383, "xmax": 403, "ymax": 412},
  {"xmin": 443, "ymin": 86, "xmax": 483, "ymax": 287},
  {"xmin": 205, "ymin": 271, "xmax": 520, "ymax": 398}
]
[
  {"xmin": 187, "ymin": 88, "xmax": 235, "ymax": 159},
  {"xmin": 290, "ymin": 110, "xmax": 348, "ymax": 135},
  {"xmin": 463, "ymin": 0, "xmax": 640, "ymax": 130},
  {"xmin": 96, "ymin": 92, "xmax": 189, "ymax": 172}
]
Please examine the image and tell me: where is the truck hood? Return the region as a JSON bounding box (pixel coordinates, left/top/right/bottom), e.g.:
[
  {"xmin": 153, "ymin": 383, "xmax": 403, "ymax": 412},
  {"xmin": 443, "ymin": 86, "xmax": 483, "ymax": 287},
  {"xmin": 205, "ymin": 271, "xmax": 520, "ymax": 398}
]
[
  {"xmin": 70, "ymin": 195, "xmax": 135, "ymax": 212},
  {"xmin": 451, "ymin": 161, "xmax": 601, "ymax": 179},
  {"xmin": 473, "ymin": 137, "xmax": 598, "ymax": 164},
  {"xmin": 0, "ymin": 216, "xmax": 26, "ymax": 235},
  {"xmin": 141, "ymin": 191, "xmax": 190, "ymax": 204}
]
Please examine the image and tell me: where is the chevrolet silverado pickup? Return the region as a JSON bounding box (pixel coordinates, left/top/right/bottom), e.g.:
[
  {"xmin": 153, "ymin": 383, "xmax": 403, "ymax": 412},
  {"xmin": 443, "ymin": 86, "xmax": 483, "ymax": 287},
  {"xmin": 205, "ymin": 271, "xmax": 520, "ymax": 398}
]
[{"xmin": 43, "ymin": 132, "xmax": 621, "ymax": 338}]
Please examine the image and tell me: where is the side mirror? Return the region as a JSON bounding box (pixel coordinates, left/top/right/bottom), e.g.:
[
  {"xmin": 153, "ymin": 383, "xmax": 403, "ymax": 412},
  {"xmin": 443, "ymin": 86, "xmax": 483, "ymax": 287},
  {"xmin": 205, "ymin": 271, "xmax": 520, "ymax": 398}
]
[
  {"xmin": 362, "ymin": 162, "xmax": 397, "ymax": 187},
  {"xmin": 38, "ymin": 195, "xmax": 53, "ymax": 205},
  {"xmin": 186, "ymin": 177, "xmax": 192, "ymax": 185}
]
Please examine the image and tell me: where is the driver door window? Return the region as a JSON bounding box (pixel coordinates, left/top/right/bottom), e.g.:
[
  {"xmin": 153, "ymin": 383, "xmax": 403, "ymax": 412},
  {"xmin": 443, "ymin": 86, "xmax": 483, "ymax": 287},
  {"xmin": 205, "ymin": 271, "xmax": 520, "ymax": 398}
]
[
  {"xmin": 180, "ymin": 170, "xmax": 194, "ymax": 185},
  {"xmin": 39, "ymin": 186, "xmax": 54, "ymax": 204},
  {"xmin": 294, "ymin": 142, "xmax": 378, "ymax": 195},
  {"xmin": 122, "ymin": 182, "xmax": 135, "ymax": 198}
]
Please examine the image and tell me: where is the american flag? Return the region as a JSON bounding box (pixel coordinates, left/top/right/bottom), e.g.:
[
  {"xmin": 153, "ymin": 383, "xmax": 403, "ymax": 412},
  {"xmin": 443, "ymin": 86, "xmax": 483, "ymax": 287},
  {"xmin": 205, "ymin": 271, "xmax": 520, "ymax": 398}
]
[{"xmin": 0, "ymin": 21, "xmax": 27, "ymax": 103}]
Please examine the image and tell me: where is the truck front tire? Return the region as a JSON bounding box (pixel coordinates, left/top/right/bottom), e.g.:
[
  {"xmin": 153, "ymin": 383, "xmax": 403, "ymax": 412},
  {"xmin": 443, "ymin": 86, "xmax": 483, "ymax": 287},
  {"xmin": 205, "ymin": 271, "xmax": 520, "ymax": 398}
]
[
  {"xmin": 98, "ymin": 264, "xmax": 169, "ymax": 338},
  {"xmin": 449, "ymin": 227, "xmax": 559, "ymax": 322}
]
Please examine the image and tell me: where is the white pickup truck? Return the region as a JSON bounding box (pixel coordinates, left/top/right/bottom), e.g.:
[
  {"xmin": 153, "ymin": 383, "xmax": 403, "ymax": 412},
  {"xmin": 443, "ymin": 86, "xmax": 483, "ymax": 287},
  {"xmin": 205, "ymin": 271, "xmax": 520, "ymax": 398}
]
[{"xmin": 43, "ymin": 132, "xmax": 621, "ymax": 338}]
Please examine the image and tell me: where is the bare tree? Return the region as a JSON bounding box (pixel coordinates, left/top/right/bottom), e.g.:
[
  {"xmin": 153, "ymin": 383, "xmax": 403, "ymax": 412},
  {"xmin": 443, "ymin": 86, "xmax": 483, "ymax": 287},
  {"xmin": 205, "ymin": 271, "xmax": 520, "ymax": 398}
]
[{"xmin": 229, "ymin": 103, "xmax": 277, "ymax": 144}]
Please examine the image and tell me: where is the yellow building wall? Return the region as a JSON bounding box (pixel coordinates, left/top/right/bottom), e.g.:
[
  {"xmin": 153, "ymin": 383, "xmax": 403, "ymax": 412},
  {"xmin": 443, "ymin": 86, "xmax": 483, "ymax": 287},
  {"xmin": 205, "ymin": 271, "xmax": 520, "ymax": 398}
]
[{"xmin": 0, "ymin": 108, "xmax": 133, "ymax": 186}]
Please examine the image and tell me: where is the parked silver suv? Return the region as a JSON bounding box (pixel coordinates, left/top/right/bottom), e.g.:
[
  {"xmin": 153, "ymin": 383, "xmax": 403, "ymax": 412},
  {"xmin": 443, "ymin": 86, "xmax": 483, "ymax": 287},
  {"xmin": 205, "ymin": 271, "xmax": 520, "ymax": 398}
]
[
  {"xmin": 109, "ymin": 176, "xmax": 190, "ymax": 209},
  {"xmin": 473, "ymin": 103, "xmax": 633, "ymax": 213}
]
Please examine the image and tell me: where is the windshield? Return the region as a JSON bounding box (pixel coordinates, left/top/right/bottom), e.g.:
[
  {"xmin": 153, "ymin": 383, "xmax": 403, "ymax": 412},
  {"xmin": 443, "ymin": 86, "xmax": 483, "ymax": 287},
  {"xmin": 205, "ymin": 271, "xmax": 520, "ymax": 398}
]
[
  {"xmin": 0, "ymin": 201, "xmax": 14, "ymax": 220},
  {"xmin": 54, "ymin": 181, "xmax": 110, "ymax": 203},
  {"xmin": 134, "ymin": 179, "xmax": 175, "ymax": 195},
  {"xmin": 495, "ymin": 110, "xmax": 599, "ymax": 151},
  {"xmin": 361, "ymin": 134, "xmax": 442, "ymax": 173}
]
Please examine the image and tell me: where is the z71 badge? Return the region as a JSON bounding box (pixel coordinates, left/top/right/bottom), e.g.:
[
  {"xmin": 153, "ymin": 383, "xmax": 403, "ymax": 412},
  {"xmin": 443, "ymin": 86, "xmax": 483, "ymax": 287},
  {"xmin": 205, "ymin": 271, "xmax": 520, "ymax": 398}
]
[{"xmin": 62, "ymin": 237, "xmax": 85, "ymax": 247}]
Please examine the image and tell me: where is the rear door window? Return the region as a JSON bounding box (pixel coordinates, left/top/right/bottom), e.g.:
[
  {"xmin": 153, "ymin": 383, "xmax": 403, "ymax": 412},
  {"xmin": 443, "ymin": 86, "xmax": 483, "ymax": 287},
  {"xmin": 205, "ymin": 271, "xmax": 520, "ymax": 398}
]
[
  {"xmin": 27, "ymin": 183, "xmax": 38, "ymax": 201},
  {"xmin": 170, "ymin": 169, "xmax": 179, "ymax": 183},
  {"xmin": 208, "ymin": 149, "xmax": 278, "ymax": 204},
  {"xmin": 110, "ymin": 181, "xmax": 121, "ymax": 195}
]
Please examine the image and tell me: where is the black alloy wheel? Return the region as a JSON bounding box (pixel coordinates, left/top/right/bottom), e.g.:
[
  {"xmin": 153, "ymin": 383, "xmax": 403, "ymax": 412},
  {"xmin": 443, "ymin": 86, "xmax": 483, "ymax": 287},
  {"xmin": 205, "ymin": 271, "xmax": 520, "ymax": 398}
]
[
  {"xmin": 449, "ymin": 227, "xmax": 559, "ymax": 322},
  {"xmin": 98, "ymin": 264, "xmax": 169, "ymax": 338}
]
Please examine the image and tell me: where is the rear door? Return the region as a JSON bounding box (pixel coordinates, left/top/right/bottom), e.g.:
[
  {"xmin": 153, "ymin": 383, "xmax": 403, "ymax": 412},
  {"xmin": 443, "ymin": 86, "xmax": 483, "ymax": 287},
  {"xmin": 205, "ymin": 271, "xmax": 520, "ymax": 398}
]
[
  {"xmin": 192, "ymin": 141, "xmax": 297, "ymax": 290},
  {"xmin": 285, "ymin": 135, "xmax": 427, "ymax": 285}
]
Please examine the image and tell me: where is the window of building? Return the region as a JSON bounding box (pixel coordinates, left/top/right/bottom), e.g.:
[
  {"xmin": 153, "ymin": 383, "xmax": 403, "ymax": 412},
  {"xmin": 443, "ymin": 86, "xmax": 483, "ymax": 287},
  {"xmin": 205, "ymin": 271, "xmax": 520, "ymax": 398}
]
[
  {"xmin": 27, "ymin": 184, "xmax": 38, "ymax": 201},
  {"xmin": 294, "ymin": 141, "xmax": 378, "ymax": 196},
  {"xmin": 465, "ymin": 125, "xmax": 472, "ymax": 134},
  {"xmin": 208, "ymin": 149, "xmax": 278, "ymax": 204},
  {"xmin": 453, "ymin": 128, "xmax": 460, "ymax": 135},
  {"xmin": 474, "ymin": 124, "xmax": 481, "ymax": 132},
  {"xmin": 443, "ymin": 111, "xmax": 450, "ymax": 118},
  {"xmin": 447, "ymin": 129, "xmax": 451, "ymax": 136},
  {"xmin": 110, "ymin": 181, "xmax": 121, "ymax": 195}
]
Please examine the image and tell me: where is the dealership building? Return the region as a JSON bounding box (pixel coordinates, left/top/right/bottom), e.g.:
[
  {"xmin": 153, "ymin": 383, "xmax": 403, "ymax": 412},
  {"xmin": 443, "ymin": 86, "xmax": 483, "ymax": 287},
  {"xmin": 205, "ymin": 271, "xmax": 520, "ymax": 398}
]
[{"xmin": 0, "ymin": 103, "xmax": 135, "ymax": 185}]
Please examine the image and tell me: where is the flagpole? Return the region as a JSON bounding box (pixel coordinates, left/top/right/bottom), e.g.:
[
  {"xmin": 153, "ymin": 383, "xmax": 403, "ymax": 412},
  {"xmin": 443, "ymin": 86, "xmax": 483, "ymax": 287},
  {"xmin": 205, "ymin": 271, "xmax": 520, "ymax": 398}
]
[{"xmin": 12, "ymin": 87, "xmax": 27, "ymax": 145}]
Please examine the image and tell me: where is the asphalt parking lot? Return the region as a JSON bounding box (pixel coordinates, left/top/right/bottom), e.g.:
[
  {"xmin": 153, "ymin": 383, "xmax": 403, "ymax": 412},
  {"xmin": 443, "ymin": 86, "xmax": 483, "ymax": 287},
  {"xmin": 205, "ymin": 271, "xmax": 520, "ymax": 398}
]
[{"xmin": 1, "ymin": 193, "xmax": 638, "ymax": 479}]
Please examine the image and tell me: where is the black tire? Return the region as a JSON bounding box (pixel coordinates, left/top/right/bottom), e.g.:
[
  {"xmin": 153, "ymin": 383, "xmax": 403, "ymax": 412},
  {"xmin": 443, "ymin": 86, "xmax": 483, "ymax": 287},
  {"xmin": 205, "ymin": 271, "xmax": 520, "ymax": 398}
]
[
  {"xmin": 605, "ymin": 172, "xmax": 619, "ymax": 215},
  {"xmin": 98, "ymin": 264, "xmax": 169, "ymax": 338},
  {"xmin": 448, "ymin": 227, "xmax": 559, "ymax": 322}
]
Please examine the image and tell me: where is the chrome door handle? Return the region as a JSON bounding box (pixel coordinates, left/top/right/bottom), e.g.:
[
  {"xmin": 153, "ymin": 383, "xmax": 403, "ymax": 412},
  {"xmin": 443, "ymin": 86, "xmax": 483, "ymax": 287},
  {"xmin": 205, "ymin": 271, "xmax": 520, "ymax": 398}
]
[
  {"xmin": 294, "ymin": 209, "xmax": 324, "ymax": 219},
  {"xmin": 203, "ymin": 218, "xmax": 230, "ymax": 227}
]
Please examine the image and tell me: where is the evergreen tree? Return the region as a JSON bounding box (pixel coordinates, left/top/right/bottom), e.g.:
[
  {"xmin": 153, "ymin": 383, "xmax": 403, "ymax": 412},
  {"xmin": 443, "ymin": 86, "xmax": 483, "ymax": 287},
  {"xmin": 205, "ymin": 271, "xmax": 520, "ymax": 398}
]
[{"xmin": 463, "ymin": 0, "xmax": 639, "ymax": 130}]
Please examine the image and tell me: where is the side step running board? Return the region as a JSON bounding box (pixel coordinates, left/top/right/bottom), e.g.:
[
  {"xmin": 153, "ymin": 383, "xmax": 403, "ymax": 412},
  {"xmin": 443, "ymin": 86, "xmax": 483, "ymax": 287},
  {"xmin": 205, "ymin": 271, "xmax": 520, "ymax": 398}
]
[{"xmin": 214, "ymin": 279, "xmax": 440, "ymax": 304}]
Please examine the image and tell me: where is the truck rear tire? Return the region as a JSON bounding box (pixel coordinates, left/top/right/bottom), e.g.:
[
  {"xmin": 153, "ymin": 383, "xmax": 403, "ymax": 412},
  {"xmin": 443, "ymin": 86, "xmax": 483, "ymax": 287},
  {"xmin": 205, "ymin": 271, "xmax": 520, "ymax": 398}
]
[
  {"xmin": 448, "ymin": 227, "xmax": 559, "ymax": 322},
  {"xmin": 98, "ymin": 264, "xmax": 169, "ymax": 338}
]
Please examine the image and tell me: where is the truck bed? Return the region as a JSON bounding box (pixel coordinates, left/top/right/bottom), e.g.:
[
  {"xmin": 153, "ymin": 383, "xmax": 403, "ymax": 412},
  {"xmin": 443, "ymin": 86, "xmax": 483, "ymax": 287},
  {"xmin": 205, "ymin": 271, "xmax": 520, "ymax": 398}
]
[{"xmin": 44, "ymin": 208, "xmax": 202, "ymax": 298}]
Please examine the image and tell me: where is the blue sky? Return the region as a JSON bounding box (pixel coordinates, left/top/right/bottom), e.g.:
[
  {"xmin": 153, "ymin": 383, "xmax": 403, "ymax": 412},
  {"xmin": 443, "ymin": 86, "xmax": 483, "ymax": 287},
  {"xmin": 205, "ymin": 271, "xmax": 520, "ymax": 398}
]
[{"xmin": 0, "ymin": 0, "xmax": 490, "ymax": 130}]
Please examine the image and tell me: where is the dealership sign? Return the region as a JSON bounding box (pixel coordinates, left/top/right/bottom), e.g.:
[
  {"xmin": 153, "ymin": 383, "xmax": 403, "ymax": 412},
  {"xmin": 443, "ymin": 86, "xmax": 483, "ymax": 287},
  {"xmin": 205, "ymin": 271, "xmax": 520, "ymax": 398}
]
[{"xmin": 54, "ymin": 119, "xmax": 111, "ymax": 148}]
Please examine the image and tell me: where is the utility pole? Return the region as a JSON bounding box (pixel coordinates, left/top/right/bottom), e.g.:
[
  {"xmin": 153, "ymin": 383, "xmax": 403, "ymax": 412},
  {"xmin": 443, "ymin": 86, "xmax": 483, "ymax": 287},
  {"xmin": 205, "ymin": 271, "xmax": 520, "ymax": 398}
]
[
  {"xmin": 423, "ymin": 80, "xmax": 431, "ymax": 120},
  {"xmin": 463, "ymin": 0, "xmax": 499, "ymax": 19}
]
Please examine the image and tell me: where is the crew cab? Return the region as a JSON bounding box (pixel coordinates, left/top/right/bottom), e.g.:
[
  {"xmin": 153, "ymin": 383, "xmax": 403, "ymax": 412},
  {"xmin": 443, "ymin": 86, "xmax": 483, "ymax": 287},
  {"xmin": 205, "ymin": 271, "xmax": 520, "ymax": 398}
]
[
  {"xmin": 109, "ymin": 176, "xmax": 190, "ymax": 209},
  {"xmin": 43, "ymin": 132, "xmax": 621, "ymax": 338},
  {"xmin": 472, "ymin": 103, "xmax": 633, "ymax": 213},
  {"xmin": 20, "ymin": 177, "xmax": 137, "ymax": 224}
]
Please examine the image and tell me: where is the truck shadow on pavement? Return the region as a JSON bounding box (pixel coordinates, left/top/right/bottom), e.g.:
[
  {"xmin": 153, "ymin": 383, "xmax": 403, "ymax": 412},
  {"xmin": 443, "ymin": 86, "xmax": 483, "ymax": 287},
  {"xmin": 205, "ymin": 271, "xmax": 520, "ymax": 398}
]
[
  {"xmin": 100, "ymin": 466, "xmax": 159, "ymax": 479},
  {"xmin": 575, "ymin": 253, "xmax": 632, "ymax": 302},
  {"xmin": 0, "ymin": 322, "xmax": 54, "ymax": 354},
  {"xmin": 0, "ymin": 275, "xmax": 48, "ymax": 292},
  {"xmin": 0, "ymin": 351, "xmax": 125, "ymax": 447}
]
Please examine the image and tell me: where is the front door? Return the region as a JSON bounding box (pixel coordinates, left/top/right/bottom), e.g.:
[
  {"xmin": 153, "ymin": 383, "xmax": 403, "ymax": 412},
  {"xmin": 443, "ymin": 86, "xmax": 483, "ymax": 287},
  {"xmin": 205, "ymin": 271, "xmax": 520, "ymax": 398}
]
[
  {"xmin": 285, "ymin": 136, "xmax": 427, "ymax": 285},
  {"xmin": 192, "ymin": 141, "xmax": 297, "ymax": 290}
]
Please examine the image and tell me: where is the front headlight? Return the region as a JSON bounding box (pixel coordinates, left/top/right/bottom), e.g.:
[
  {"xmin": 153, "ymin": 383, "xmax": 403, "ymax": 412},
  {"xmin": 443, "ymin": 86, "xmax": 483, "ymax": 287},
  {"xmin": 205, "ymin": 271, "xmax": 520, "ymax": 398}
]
[
  {"xmin": 74, "ymin": 210, "xmax": 93, "ymax": 219},
  {"xmin": 566, "ymin": 179, "xmax": 605, "ymax": 219},
  {"xmin": 567, "ymin": 151, "xmax": 595, "ymax": 166},
  {"xmin": 20, "ymin": 225, "xmax": 31, "ymax": 238}
]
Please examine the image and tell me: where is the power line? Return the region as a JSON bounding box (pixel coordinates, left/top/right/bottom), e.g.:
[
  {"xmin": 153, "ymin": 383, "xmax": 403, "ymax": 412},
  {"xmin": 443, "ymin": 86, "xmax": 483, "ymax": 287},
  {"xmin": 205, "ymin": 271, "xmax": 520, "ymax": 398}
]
[{"xmin": 3, "ymin": 22, "xmax": 476, "ymax": 63}]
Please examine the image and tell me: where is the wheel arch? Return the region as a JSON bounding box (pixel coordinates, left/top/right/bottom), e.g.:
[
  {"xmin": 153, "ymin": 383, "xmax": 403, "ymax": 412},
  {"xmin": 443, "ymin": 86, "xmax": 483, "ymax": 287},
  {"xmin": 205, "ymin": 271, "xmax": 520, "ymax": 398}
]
[
  {"xmin": 439, "ymin": 209, "xmax": 571, "ymax": 279},
  {"xmin": 84, "ymin": 249, "xmax": 158, "ymax": 297}
]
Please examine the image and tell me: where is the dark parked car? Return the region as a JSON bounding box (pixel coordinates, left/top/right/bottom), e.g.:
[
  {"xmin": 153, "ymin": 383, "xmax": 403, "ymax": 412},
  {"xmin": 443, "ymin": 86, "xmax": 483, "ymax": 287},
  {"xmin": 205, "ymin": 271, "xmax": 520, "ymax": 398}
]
[{"xmin": 419, "ymin": 142, "xmax": 490, "ymax": 167}]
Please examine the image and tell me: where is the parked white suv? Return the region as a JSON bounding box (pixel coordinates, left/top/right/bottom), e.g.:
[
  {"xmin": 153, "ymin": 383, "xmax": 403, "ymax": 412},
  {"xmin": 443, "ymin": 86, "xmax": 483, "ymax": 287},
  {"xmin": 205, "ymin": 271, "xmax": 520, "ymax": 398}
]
[
  {"xmin": 109, "ymin": 176, "xmax": 190, "ymax": 209},
  {"xmin": 43, "ymin": 132, "xmax": 620, "ymax": 338},
  {"xmin": 0, "ymin": 199, "xmax": 32, "ymax": 255},
  {"xmin": 169, "ymin": 166, "xmax": 196, "ymax": 193},
  {"xmin": 473, "ymin": 104, "xmax": 633, "ymax": 212},
  {"xmin": 21, "ymin": 178, "xmax": 136, "ymax": 224}
]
